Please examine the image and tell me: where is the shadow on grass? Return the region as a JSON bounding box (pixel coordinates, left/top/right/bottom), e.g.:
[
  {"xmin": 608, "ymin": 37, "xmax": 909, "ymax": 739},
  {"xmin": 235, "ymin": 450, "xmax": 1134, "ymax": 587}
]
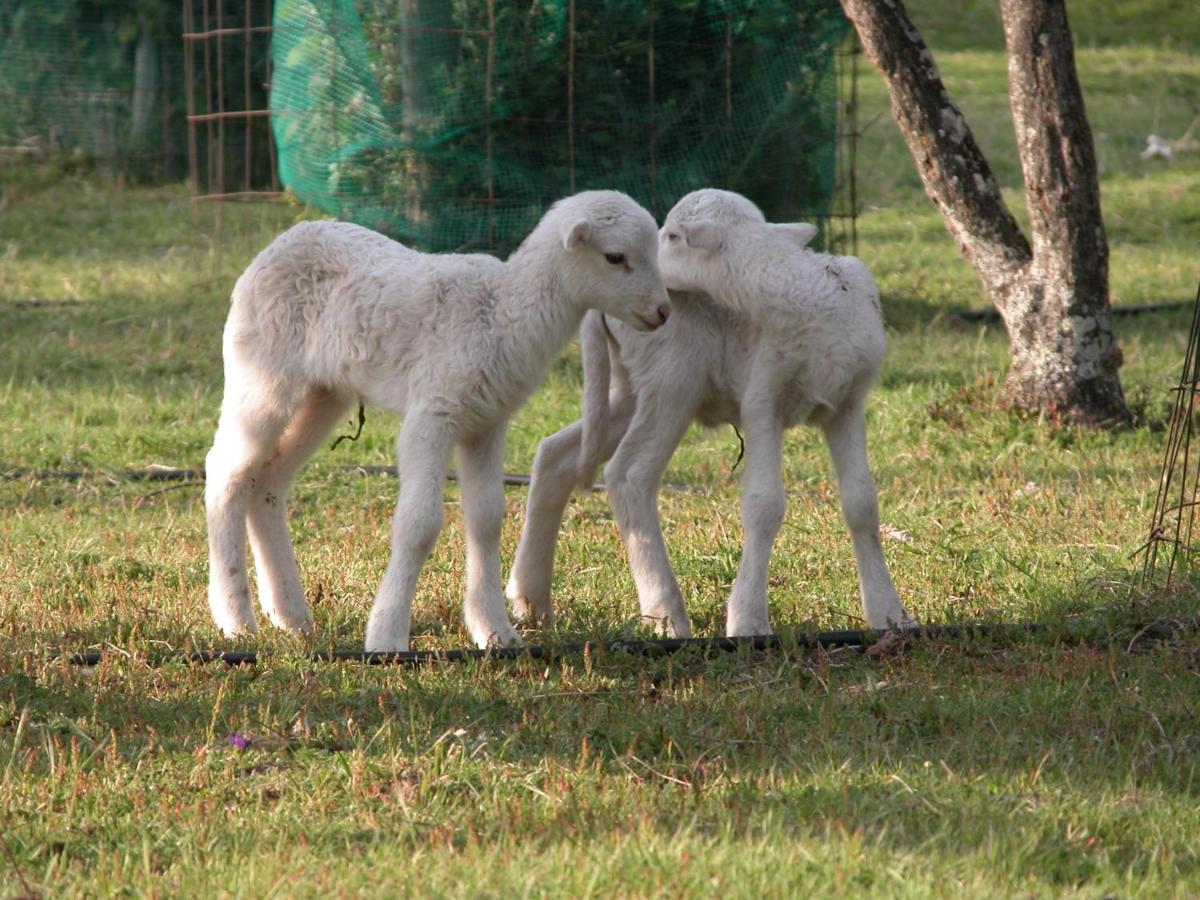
[
  {"xmin": 12, "ymin": 594, "xmax": 1197, "ymax": 778},
  {"xmin": 3, "ymin": 584, "xmax": 1198, "ymax": 893}
]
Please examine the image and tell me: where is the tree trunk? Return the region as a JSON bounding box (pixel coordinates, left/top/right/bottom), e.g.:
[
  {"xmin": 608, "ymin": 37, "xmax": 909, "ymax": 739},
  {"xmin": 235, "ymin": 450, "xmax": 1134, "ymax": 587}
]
[
  {"xmin": 397, "ymin": 0, "xmax": 455, "ymax": 236},
  {"xmin": 130, "ymin": 22, "xmax": 159, "ymax": 158},
  {"xmin": 840, "ymin": 0, "xmax": 1130, "ymax": 426},
  {"xmin": 997, "ymin": 0, "xmax": 1127, "ymax": 423}
]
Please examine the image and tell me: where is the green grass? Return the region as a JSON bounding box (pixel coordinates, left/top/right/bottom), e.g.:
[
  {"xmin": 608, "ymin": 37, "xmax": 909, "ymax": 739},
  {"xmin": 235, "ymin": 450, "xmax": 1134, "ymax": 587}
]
[{"xmin": 3, "ymin": 5, "xmax": 1200, "ymax": 895}]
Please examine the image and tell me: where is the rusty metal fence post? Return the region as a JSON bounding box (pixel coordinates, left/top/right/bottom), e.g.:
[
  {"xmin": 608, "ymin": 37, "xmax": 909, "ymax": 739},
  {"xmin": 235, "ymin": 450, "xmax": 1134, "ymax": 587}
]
[{"xmin": 182, "ymin": 0, "xmax": 282, "ymax": 203}]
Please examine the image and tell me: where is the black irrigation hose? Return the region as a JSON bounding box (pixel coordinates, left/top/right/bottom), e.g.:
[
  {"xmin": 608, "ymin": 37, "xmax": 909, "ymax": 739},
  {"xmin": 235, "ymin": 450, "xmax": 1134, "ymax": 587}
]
[
  {"xmin": 65, "ymin": 622, "xmax": 1049, "ymax": 668},
  {"xmin": 1, "ymin": 465, "xmax": 718, "ymax": 494},
  {"xmin": 3, "ymin": 465, "xmax": 737, "ymax": 499},
  {"xmin": 3, "ymin": 466, "xmax": 204, "ymax": 482},
  {"xmin": 1, "ymin": 465, "xmax": 538, "ymax": 488}
]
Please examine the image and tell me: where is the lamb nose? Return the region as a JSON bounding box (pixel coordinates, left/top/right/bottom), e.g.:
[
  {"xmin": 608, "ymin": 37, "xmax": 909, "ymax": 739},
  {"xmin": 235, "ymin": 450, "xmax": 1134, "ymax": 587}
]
[{"xmin": 656, "ymin": 303, "xmax": 671, "ymax": 323}]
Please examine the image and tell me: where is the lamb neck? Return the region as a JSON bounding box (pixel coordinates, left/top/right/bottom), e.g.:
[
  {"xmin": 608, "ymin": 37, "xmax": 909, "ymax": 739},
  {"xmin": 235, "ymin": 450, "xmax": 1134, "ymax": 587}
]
[{"xmin": 476, "ymin": 242, "xmax": 584, "ymax": 411}]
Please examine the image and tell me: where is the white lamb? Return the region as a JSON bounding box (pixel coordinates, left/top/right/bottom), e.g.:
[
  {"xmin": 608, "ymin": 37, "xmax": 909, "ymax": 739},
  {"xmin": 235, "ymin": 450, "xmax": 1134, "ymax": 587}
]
[
  {"xmin": 506, "ymin": 188, "xmax": 914, "ymax": 636},
  {"xmin": 205, "ymin": 191, "xmax": 670, "ymax": 652}
]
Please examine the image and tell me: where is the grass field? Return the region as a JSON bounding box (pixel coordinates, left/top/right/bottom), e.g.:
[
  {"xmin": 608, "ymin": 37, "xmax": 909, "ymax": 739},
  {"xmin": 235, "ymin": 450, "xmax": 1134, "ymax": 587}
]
[{"xmin": 3, "ymin": 3, "xmax": 1200, "ymax": 895}]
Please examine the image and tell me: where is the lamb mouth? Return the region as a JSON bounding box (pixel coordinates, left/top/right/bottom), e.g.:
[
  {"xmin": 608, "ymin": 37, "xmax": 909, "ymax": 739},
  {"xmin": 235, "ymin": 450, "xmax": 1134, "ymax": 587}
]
[{"xmin": 633, "ymin": 311, "xmax": 664, "ymax": 330}]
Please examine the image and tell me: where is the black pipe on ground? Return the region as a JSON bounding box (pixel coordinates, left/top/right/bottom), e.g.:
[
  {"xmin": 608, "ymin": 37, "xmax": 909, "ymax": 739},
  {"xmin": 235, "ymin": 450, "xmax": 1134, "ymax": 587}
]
[
  {"xmin": 1, "ymin": 465, "xmax": 729, "ymax": 494},
  {"xmin": 0, "ymin": 465, "xmax": 536, "ymax": 486},
  {"xmin": 64, "ymin": 622, "xmax": 1049, "ymax": 668}
]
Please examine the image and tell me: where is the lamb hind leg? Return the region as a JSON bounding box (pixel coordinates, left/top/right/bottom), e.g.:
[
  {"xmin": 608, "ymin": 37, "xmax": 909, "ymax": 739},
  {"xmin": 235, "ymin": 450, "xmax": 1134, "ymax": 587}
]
[
  {"xmin": 725, "ymin": 410, "xmax": 787, "ymax": 637},
  {"xmin": 364, "ymin": 408, "xmax": 452, "ymax": 652},
  {"xmin": 821, "ymin": 401, "xmax": 915, "ymax": 630},
  {"xmin": 505, "ymin": 394, "xmax": 635, "ymax": 625},
  {"xmin": 247, "ymin": 387, "xmax": 353, "ymax": 632},
  {"xmin": 205, "ymin": 387, "xmax": 295, "ymax": 636}
]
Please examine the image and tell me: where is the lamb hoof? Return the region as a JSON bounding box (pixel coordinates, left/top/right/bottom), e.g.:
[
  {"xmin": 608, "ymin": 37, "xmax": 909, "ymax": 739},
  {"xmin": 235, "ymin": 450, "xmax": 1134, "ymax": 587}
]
[
  {"xmin": 868, "ymin": 609, "xmax": 919, "ymax": 631},
  {"xmin": 482, "ymin": 625, "xmax": 523, "ymax": 650},
  {"xmin": 213, "ymin": 610, "xmax": 259, "ymax": 638},
  {"xmin": 507, "ymin": 589, "xmax": 554, "ymax": 627},
  {"xmin": 266, "ymin": 609, "xmax": 314, "ymax": 634},
  {"xmin": 643, "ymin": 614, "xmax": 692, "ymax": 639},
  {"xmin": 364, "ymin": 639, "xmax": 410, "ymax": 654},
  {"xmin": 364, "ymin": 624, "xmax": 410, "ymax": 654},
  {"xmin": 726, "ymin": 621, "xmax": 775, "ymax": 639}
]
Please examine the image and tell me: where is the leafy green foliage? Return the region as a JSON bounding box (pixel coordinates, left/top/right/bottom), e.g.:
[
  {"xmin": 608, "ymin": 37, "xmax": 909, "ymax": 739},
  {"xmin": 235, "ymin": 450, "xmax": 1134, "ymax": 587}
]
[{"xmin": 0, "ymin": 0, "xmax": 188, "ymax": 177}]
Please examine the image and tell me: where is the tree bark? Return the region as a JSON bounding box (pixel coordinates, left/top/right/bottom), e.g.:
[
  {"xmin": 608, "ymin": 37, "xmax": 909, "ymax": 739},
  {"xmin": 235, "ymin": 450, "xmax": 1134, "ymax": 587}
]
[
  {"xmin": 397, "ymin": 0, "xmax": 455, "ymax": 234},
  {"xmin": 130, "ymin": 22, "xmax": 159, "ymax": 158},
  {"xmin": 840, "ymin": 0, "xmax": 1130, "ymax": 426}
]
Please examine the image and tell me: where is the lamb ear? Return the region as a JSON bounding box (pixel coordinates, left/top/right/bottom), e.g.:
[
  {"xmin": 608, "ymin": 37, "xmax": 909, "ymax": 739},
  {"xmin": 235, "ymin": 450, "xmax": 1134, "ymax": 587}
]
[
  {"xmin": 774, "ymin": 222, "xmax": 818, "ymax": 248},
  {"xmin": 681, "ymin": 221, "xmax": 722, "ymax": 252},
  {"xmin": 562, "ymin": 219, "xmax": 591, "ymax": 251}
]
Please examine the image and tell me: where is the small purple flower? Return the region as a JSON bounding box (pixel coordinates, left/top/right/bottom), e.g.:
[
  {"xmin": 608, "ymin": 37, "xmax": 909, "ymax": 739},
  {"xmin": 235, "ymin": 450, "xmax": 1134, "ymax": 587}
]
[{"xmin": 226, "ymin": 732, "xmax": 252, "ymax": 750}]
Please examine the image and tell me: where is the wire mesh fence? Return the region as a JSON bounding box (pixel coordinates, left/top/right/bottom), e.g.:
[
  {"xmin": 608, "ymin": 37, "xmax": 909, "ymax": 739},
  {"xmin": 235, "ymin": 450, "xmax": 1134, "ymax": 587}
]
[
  {"xmin": 183, "ymin": 0, "xmax": 281, "ymax": 201},
  {"xmin": 1139, "ymin": 279, "xmax": 1200, "ymax": 588}
]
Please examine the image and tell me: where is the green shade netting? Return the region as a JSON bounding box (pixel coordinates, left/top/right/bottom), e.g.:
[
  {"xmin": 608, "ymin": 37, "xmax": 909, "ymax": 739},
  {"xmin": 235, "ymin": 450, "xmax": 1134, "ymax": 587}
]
[{"xmin": 271, "ymin": 0, "xmax": 849, "ymax": 254}]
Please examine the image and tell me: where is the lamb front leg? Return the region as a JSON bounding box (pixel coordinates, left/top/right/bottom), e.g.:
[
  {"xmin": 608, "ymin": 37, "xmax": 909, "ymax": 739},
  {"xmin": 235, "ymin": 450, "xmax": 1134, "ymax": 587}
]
[
  {"xmin": 365, "ymin": 409, "xmax": 451, "ymax": 653},
  {"xmin": 604, "ymin": 396, "xmax": 695, "ymax": 637},
  {"xmin": 506, "ymin": 394, "xmax": 635, "ymax": 626},
  {"xmin": 456, "ymin": 425, "xmax": 522, "ymax": 649}
]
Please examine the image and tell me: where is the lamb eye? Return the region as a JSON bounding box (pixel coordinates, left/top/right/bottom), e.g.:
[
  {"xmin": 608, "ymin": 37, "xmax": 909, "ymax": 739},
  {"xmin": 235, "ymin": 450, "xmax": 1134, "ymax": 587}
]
[
  {"xmin": 666, "ymin": 233, "xmax": 679, "ymax": 242},
  {"xmin": 604, "ymin": 252, "xmax": 626, "ymax": 265}
]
